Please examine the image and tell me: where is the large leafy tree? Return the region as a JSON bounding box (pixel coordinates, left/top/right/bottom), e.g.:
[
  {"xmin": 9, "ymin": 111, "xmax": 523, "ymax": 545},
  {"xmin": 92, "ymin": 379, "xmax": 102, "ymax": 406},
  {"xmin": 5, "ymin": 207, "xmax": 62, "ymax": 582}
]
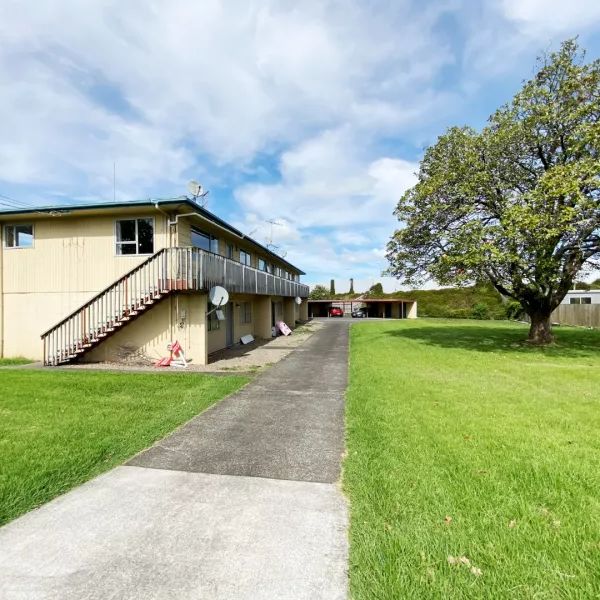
[
  {"xmin": 309, "ymin": 284, "xmax": 330, "ymax": 300},
  {"xmin": 387, "ymin": 40, "xmax": 600, "ymax": 344}
]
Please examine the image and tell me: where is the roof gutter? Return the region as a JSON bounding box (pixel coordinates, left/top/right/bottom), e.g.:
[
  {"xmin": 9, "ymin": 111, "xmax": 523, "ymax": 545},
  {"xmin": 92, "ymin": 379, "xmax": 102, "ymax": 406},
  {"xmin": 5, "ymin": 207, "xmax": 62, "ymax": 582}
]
[{"xmin": 165, "ymin": 203, "xmax": 259, "ymax": 246}]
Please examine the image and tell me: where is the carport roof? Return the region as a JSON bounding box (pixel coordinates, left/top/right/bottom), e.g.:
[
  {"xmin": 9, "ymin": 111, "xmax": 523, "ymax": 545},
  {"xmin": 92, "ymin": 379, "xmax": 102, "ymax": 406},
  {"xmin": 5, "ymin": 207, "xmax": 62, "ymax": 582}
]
[
  {"xmin": 361, "ymin": 298, "xmax": 415, "ymax": 303},
  {"xmin": 307, "ymin": 298, "xmax": 415, "ymax": 303}
]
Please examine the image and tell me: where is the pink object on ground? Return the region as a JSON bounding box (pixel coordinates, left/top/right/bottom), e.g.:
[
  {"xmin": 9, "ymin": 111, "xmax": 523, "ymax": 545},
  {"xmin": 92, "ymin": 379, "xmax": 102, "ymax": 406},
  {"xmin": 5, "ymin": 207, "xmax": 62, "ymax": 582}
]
[
  {"xmin": 155, "ymin": 340, "xmax": 187, "ymax": 368},
  {"xmin": 276, "ymin": 321, "xmax": 292, "ymax": 336}
]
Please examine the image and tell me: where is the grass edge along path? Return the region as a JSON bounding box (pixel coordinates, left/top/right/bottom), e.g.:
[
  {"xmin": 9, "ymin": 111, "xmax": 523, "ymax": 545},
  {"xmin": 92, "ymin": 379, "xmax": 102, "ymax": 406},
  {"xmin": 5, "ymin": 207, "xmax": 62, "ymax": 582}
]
[
  {"xmin": 0, "ymin": 370, "xmax": 248, "ymax": 526},
  {"xmin": 0, "ymin": 357, "xmax": 34, "ymax": 366},
  {"xmin": 344, "ymin": 319, "xmax": 600, "ymax": 599}
]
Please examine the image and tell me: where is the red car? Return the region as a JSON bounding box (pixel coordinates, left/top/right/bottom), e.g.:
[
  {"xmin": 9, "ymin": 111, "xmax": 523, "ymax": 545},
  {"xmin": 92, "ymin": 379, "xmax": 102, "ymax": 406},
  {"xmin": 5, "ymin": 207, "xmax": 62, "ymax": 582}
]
[{"xmin": 329, "ymin": 307, "xmax": 344, "ymax": 317}]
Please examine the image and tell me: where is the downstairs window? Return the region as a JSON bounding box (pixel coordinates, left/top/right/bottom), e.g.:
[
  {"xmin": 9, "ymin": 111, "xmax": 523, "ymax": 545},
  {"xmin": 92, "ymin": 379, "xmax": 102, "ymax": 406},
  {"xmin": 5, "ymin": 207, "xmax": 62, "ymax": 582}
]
[{"xmin": 240, "ymin": 301, "xmax": 252, "ymax": 324}]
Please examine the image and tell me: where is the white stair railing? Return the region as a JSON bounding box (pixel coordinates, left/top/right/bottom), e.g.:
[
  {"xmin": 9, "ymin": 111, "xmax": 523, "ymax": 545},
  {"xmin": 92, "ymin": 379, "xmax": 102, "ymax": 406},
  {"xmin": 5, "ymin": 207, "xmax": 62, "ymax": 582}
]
[{"xmin": 41, "ymin": 247, "xmax": 309, "ymax": 365}]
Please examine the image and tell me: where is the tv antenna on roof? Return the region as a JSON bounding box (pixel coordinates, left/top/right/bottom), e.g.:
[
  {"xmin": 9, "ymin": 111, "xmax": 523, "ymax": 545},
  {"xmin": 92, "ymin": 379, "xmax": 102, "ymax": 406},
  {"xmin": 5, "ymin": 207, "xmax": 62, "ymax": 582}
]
[
  {"xmin": 265, "ymin": 218, "xmax": 284, "ymax": 250},
  {"xmin": 187, "ymin": 180, "xmax": 210, "ymax": 206}
]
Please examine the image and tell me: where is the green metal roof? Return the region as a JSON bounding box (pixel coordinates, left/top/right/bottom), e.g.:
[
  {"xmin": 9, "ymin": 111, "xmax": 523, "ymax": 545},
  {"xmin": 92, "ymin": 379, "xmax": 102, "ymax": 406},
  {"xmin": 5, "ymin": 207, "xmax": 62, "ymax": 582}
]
[{"xmin": 0, "ymin": 196, "xmax": 305, "ymax": 275}]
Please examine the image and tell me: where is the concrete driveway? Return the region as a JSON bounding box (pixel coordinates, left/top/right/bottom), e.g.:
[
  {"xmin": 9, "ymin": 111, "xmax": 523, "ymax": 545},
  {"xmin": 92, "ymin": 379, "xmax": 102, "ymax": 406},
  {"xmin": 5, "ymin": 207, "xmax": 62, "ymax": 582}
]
[{"xmin": 0, "ymin": 320, "xmax": 350, "ymax": 600}]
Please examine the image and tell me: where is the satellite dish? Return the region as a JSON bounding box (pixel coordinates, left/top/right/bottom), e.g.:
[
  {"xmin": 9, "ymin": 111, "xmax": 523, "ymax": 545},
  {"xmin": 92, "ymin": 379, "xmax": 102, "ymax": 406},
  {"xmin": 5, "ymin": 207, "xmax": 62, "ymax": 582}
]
[
  {"xmin": 187, "ymin": 180, "xmax": 203, "ymax": 198},
  {"xmin": 209, "ymin": 286, "xmax": 229, "ymax": 307},
  {"xmin": 295, "ymin": 296, "xmax": 302, "ymax": 305}
]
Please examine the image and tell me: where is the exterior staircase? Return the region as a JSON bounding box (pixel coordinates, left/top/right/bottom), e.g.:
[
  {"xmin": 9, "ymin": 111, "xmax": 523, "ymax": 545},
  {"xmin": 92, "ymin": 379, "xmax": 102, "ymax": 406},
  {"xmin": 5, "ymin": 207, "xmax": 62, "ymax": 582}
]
[{"xmin": 41, "ymin": 247, "xmax": 309, "ymax": 366}]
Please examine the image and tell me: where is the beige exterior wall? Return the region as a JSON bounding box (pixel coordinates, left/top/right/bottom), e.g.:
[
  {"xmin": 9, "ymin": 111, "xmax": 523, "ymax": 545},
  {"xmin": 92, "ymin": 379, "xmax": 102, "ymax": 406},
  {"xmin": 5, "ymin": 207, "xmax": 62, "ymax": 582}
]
[
  {"xmin": 0, "ymin": 206, "xmax": 306, "ymax": 361},
  {"xmin": 407, "ymin": 301, "xmax": 417, "ymax": 318},
  {"xmin": 231, "ymin": 294, "xmax": 258, "ymax": 341},
  {"xmin": 2, "ymin": 211, "xmax": 170, "ymax": 295},
  {"xmin": 84, "ymin": 293, "xmax": 208, "ymax": 364},
  {"xmin": 254, "ymin": 296, "xmax": 273, "ymax": 340},
  {"xmin": 4, "ymin": 290, "xmax": 95, "ymax": 360},
  {"xmin": 283, "ymin": 297, "xmax": 296, "ymax": 327},
  {"xmin": 0, "ymin": 210, "xmax": 170, "ymax": 360},
  {"xmin": 207, "ymin": 293, "xmax": 292, "ymax": 355},
  {"xmin": 299, "ymin": 299, "xmax": 309, "ymax": 321},
  {"xmin": 272, "ymin": 298, "xmax": 284, "ymax": 323},
  {"xmin": 207, "ymin": 316, "xmax": 227, "ymax": 354},
  {"xmin": 205, "ymin": 293, "xmax": 254, "ymax": 355}
]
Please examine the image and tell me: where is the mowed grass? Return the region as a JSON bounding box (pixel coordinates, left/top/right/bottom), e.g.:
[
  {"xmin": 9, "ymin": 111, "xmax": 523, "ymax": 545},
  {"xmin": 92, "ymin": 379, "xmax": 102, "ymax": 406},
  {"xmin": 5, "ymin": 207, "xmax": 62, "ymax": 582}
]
[
  {"xmin": 0, "ymin": 370, "xmax": 248, "ymax": 526},
  {"xmin": 344, "ymin": 319, "xmax": 600, "ymax": 599},
  {"xmin": 0, "ymin": 357, "xmax": 34, "ymax": 366}
]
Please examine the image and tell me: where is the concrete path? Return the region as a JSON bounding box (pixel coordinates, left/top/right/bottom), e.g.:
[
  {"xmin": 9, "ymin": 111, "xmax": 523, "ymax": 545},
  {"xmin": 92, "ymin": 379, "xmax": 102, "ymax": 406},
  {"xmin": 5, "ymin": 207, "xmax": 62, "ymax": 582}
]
[{"xmin": 0, "ymin": 320, "xmax": 350, "ymax": 600}]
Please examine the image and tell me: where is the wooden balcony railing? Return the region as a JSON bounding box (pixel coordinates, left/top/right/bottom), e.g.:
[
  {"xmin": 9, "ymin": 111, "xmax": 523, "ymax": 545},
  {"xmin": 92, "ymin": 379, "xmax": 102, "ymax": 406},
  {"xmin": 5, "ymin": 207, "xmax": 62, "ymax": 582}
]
[{"xmin": 41, "ymin": 246, "xmax": 309, "ymax": 365}]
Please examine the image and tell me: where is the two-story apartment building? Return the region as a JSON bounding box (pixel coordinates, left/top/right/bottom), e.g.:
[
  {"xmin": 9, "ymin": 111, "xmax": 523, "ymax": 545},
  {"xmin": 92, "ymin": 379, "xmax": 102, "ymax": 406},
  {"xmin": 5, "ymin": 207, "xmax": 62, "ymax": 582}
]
[{"xmin": 0, "ymin": 197, "xmax": 309, "ymax": 365}]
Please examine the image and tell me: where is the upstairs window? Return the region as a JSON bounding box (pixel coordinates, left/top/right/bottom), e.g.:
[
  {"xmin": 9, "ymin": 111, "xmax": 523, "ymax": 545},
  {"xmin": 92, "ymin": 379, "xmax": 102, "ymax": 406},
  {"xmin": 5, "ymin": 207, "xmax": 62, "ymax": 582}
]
[
  {"xmin": 191, "ymin": 228, "xmax": 219, "ymax": 253},
  {"xmin": 116, "ymin": 218, "xmax": 154, "ymax": 255},
  {"xmin": 258, "ymin": 258, "xmax": 270, "ymax": 272},
  {"xmin": 240, "ymin": 250, "xmax": 251, "ymax": 266},
  {"xmin": 5, "ymin": 224, "xmax": 34, "ymax": 248}
]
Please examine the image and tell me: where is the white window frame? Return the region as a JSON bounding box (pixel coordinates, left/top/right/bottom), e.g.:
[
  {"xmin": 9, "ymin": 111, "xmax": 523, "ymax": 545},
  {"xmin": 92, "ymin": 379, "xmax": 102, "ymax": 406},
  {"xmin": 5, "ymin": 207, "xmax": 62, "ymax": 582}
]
[
  {"xmin": 115, "ymin": 217, "xmax": 155, "ymax": 256},
  {"xmin": 4, "ymin": 223, "xmax": 34, "ymax": 249}
]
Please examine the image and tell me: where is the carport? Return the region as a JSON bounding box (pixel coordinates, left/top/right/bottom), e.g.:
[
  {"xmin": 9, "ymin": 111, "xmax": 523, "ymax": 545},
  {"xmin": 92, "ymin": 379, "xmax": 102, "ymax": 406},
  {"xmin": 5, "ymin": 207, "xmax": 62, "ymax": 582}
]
[
  {"xmin": 308, "ymin": 300, "xmax": 369, "ymax": 317},
  {"xmin": 361, "ymin": 299, "xmax": 417, "ymax": 319},
  {"xmin": 307, "ymin": 300, "xmax": 334, "ymax": 317},
  {"xmin": 307, "ymin": 298, "xmax": 417, "ymax": 319}
]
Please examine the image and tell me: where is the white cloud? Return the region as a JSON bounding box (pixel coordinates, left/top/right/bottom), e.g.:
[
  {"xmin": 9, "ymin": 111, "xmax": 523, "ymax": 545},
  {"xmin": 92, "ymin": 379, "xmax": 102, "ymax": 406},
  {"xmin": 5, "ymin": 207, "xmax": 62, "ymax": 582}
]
[
  {"xmin": 233, "ymin": 128, "xmax": 418, "ymax": 283},
  {"xmin": 460, "ymin": 0, "xmax": 600, "ymax": 82},
  {"xmin": 4, "ymin": 0, "xmax": 597, "ymax": 286},
  {"xmin": 0, "ymin": 0, "xmax": 464, "ymax": 287},
  {"xmin": 235, "ymin": 129, "xmax": 418, "ymax": 229},
  {"xmin": 0, "ymin": 0, "xmax": 453, "ymax": 198},
  {"xmin": 501, "ymin": 0, "xmax": 600, "ymax": 34},
  {"xmin": 332, "ymin": 231, "xmax": 371, "ymax": 247}
]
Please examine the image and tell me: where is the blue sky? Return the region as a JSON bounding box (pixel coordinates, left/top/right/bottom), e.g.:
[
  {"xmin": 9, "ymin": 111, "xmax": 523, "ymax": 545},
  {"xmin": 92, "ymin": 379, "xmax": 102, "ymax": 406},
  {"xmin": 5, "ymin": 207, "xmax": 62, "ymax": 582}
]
[{"xmin": 2, "ymin": 1, "xmax": 600, "ymax": 292}]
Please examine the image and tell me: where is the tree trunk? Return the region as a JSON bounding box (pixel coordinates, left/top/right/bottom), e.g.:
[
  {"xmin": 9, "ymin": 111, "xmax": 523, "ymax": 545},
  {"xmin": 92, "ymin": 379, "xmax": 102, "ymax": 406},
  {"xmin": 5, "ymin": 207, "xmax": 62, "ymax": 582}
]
[{"xmin": 527, "ymin": 311, "xmax": 554, "ymax": 345}]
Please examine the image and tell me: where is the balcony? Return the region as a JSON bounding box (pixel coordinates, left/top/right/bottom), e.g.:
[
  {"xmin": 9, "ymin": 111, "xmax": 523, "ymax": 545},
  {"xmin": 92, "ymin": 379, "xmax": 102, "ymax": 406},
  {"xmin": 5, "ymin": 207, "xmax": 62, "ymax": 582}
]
[{"xmin": 41, "ymin": 246, "xmax": 309, "ymax": 365}]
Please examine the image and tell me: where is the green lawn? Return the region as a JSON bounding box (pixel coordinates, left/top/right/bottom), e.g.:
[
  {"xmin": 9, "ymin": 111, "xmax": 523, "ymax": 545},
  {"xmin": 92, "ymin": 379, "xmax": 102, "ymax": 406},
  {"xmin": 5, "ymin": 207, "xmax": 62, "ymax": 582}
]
[
  {"xmin": 0, "ymin": 370, "xmax": 248, "ymax": 525},
  {"xmin": 0, "ymin": 357, "xmax": 34, "ymax": 366},
  {"xmin": 344, "ymin": 319, "xmax": 600, "ymax": 599}
]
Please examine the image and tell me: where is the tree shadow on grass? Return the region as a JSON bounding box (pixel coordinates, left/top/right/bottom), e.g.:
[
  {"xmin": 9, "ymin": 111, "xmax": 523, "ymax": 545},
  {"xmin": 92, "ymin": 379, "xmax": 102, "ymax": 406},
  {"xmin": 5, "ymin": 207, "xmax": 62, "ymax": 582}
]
[{"xmin": 388, "ymin": 322, "xmax": 600, "ymax": 359}]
